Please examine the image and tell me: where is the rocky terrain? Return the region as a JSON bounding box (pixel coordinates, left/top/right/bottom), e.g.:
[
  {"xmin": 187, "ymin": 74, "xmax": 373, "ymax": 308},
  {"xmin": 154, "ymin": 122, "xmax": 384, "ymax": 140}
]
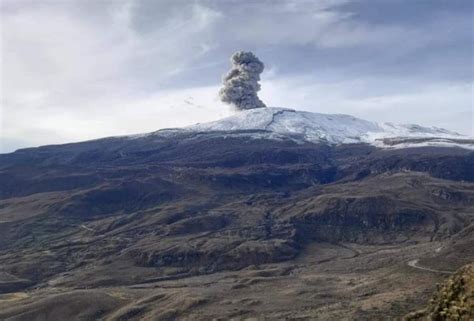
[
  {"xmin": 404, "ymin": 263, "xmax": 473, "ymax": 320},
  {"xmin": 0, "ymin": 108, "xmax": 473, "ymax": 320}
]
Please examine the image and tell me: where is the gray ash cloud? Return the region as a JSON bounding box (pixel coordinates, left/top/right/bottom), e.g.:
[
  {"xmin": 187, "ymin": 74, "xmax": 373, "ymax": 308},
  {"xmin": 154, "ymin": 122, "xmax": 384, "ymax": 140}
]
[{"xmin": 219, "ymin": 51, "xmax": 266, "ymax": 110}]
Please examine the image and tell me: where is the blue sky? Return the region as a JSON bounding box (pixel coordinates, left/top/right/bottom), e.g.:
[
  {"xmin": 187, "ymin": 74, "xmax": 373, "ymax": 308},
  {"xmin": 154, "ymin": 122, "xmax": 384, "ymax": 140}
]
[{"xmin": 1, "ymin": 0, "xmax": 473, "ymax": 152}]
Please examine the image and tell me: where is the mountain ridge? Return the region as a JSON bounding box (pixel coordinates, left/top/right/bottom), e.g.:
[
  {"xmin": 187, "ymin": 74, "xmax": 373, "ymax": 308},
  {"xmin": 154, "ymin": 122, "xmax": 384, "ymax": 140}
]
[
  {"xmin": 152, "ymin": 107, "xmax": 472, "ymax": 150},
  {"xmin": 0, "ymin": 107, "xmax": 473, "ymax": 320},
  {"xmin": 4, "ymin": 107, "xmax": 472, "ymax": 156}
]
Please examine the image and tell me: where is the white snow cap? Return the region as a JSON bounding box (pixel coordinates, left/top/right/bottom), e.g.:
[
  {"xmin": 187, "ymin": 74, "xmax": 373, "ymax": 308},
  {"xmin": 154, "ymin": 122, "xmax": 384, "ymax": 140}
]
[{"xmin": 187, "ymin": 107, "xmax": 474, "ymax": 150}]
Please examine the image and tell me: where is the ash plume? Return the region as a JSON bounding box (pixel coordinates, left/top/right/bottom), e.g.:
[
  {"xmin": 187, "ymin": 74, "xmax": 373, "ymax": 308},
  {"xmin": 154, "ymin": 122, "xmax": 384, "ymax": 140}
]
[{"xmin": 219, "ymin": 51, "xmax": 266, "ymax": 110}]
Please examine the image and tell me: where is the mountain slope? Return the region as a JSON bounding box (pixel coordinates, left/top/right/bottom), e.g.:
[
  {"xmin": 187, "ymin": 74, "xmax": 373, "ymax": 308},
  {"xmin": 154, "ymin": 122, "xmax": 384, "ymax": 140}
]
[{"xmin": 0, "ymin": 108, "xmax": 473, "ymax": 320}]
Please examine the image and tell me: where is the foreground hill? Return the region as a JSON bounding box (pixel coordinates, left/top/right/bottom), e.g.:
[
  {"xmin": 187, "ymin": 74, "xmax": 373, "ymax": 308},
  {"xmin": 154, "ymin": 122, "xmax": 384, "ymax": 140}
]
[
  {"xmin": 0, "ymin": 108, "xmax": 473, "ymax": 320},
  {"xmin": 405, "ymin": 263, "xmax": 474, "ymax": 320}
]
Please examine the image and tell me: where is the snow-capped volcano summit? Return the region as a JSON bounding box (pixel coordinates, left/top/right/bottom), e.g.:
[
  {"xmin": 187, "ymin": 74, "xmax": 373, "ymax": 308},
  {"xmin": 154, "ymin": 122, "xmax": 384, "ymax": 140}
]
[
  {"xmin": 188, "ymin": 108, "xmax": 380, "ymax": 143},
  {"xmin": 165, "ymin": 107, "xmax": 472, "ymax": 150}
]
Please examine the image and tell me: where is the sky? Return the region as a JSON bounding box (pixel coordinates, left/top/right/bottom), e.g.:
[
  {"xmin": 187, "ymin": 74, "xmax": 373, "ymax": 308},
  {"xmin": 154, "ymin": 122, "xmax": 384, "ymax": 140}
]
[{"xmin": 1, "ymin": 0, "xmax": 473, "ymax": 153}]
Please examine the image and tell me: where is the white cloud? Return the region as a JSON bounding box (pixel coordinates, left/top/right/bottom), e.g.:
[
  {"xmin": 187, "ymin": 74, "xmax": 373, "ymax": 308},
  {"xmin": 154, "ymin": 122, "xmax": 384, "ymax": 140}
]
[
  {"xmin": 1, "ymin": 84, "xmax": 232, "ymax": 152},
  {"xmin": 0, "ymin": 0, "xmax": 226, "ymax": 152}
]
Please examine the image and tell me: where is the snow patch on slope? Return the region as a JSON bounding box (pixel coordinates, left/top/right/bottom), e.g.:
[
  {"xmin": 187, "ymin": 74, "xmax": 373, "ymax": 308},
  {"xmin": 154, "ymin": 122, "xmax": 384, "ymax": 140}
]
[
  {"xmin": 189, "ymin": 108, "xmax": 382, "ymax": 143},
  {"xmin": 137, "ymin": 107, "xmax": 473, "ymax": 150}
]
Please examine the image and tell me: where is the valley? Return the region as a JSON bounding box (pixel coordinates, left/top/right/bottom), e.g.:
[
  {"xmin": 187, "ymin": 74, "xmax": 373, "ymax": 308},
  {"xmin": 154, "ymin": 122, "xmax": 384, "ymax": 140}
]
[{"xmin": 0, "ymin": 240, "xmax": 456, "ymax": 320}]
